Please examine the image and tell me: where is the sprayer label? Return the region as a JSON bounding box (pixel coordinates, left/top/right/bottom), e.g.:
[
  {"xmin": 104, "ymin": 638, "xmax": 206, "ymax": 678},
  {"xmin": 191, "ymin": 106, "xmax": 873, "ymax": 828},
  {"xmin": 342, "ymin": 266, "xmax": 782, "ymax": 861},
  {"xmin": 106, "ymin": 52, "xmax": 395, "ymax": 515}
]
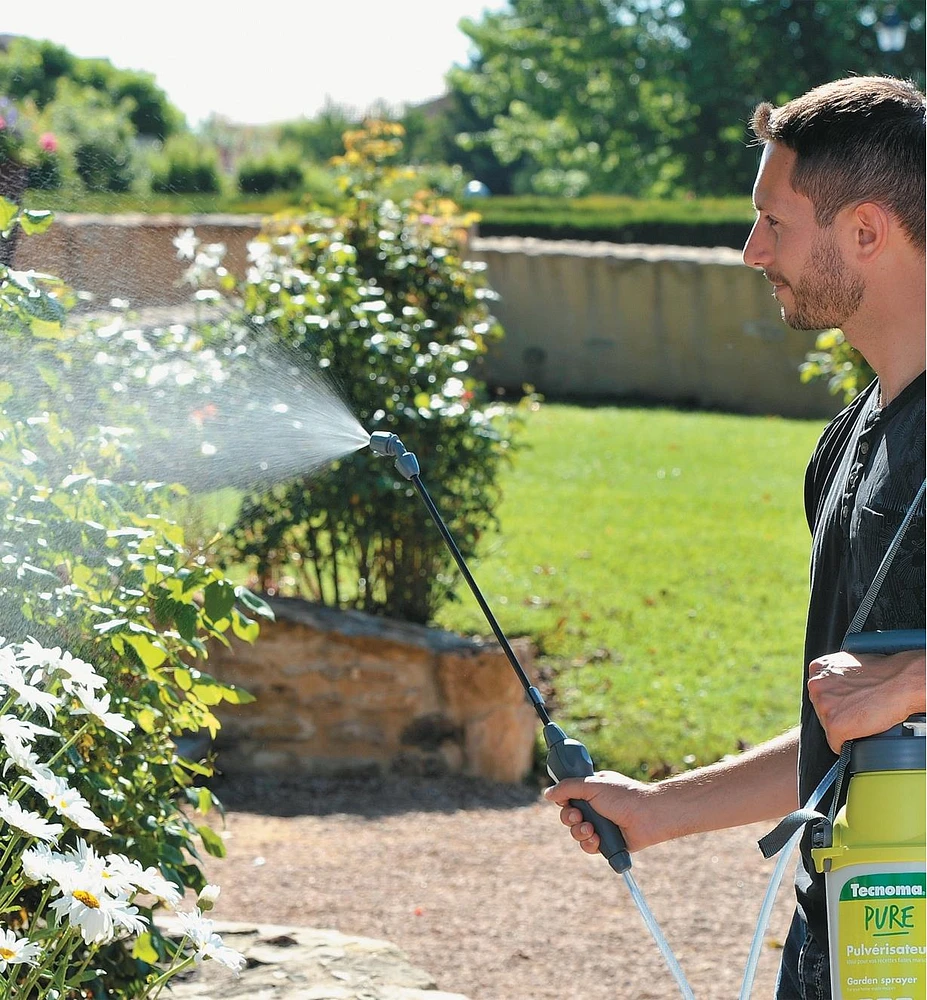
[{"xmin": 835, "ymin": 872, "xmax": 926, "ymax": 1000}]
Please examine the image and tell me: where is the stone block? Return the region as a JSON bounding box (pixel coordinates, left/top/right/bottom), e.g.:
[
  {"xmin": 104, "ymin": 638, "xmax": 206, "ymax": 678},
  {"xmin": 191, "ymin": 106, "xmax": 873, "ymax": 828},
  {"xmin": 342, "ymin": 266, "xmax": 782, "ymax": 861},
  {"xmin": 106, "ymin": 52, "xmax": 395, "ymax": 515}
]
[{"xmin": 206, "ymin": 596, "xmax": 540, "ymax": 783}]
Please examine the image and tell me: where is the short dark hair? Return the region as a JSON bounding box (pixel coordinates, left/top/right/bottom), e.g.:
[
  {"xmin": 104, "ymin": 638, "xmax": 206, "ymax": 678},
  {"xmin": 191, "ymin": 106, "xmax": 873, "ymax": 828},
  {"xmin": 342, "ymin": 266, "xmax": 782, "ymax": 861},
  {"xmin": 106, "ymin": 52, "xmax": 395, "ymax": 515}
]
[{"xmin": 750, "ymin": 76, "xmax": 926, "ymax": 252}]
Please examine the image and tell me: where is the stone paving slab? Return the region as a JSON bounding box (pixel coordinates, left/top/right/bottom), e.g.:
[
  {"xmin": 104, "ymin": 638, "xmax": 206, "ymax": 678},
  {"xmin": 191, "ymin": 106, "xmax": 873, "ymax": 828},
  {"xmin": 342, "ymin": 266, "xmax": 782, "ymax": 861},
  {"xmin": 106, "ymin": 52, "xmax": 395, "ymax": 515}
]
[{"xmin": 159, "ymin": 920, "xmax": 471, "ymax": 1000}]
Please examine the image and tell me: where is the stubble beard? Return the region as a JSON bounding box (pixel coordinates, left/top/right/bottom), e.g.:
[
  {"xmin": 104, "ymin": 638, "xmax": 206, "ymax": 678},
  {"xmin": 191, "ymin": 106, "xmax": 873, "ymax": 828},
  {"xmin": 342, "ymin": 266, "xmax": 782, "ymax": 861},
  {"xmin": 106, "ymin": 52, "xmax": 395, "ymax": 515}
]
[{"xmin": 771, "ymin": 235, "xmax": 865, "ymax": 331}]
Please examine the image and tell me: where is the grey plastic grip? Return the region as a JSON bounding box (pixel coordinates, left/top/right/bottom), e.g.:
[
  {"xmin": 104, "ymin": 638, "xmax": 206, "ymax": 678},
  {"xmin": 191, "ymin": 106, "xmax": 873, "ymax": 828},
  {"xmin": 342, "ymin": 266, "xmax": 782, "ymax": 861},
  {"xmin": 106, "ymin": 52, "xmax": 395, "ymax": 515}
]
[
  {"xmin": 842, "ymin": 629, "xmax": 925, "ymax": 656},
  {"xmin": 544, "ymin": 723, "xmax": 632, "ymax": 873}
]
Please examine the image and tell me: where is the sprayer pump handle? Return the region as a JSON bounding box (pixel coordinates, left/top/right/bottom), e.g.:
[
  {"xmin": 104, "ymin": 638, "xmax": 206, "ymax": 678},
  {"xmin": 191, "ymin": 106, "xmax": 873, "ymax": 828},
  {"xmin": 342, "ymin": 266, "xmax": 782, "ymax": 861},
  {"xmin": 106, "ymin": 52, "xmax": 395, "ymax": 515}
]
[{"xmin": 544, "ymin": 723, "xmax": 632, "ymax": 874}]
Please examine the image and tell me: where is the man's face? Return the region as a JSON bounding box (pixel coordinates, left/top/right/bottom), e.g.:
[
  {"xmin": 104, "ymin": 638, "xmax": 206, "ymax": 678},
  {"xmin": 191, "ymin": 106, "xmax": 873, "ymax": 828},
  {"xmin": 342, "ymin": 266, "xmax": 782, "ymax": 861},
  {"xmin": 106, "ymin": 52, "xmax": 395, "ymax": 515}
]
[{"xmin": 742, "ymin": 143, "xmax": 864, "ymax": 331}]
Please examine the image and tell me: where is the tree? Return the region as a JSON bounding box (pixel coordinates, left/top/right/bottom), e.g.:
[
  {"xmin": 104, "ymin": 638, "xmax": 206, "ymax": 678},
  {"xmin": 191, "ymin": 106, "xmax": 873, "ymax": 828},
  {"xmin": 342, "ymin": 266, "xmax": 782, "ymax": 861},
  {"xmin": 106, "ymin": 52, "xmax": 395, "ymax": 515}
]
[
  {"xmin": 666, "ymin": 0, "xmax": 927, "ymax": 195},
  {"xmin": 0, "ymin": 35, "xmax": 183, "ymax": 140},
  {"xmin": 449, "ymin": 0, "xmax": 686, "ymax": 197},
  {"xmin": 278, "ymin": 101, "xmax": 358, "ymax": 161},
  {"xmin": 445, "ymin": 0, "xmax": 926, "ymax": 197}
]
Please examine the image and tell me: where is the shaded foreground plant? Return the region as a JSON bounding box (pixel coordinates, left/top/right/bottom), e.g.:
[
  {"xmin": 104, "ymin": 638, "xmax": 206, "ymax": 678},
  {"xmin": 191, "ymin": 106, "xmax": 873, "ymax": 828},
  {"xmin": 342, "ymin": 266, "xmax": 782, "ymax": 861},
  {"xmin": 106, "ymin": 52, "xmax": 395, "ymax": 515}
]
[
  {"xmin": 800, "ymin": 327, "xmax": 876, "ymax": 404},
  {"xmin": 0, "ymin": 196, "xmax": 270, "ymax": 996},
  {"xmin": 0, "ymin": 639, "xmax": 245, "ymax": 998}
]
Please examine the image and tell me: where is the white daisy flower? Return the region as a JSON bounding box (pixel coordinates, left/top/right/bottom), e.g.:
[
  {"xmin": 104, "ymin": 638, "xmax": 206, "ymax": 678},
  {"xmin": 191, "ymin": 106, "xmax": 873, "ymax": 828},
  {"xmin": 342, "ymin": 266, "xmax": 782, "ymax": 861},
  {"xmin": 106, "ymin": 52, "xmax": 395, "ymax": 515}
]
[
  {"xmin": 0, "ymin": 793, "xmax": 63, "ymax": 842},
  {"xmin": 49, "ymin": 869, "xmax": 145, "ymax": 945},
  {"xmin": 196, "ymin": 883, "xmax": 221, "ymax": 911},
  {"xmin": 0, "ymin": 715, "xmax": 57, "ymax": 745},
  {"xmin": 0, "ymin": 657, "xmax": 59, "ymax": 723},
  {"xmin": 1, "ymin": 738, "xmax": 45, "ymax": 778},
  {"xmin": 22, "ymin": 843, "xmax": 76, "ymax": 885},
  {"xmin": 176, "ymin": 909, "xmax": 245, "ymax": 972},
  {"xmin": 0, "ymin": 715, "xmax": 58, "ymax": 777},
  {"xmin": 0, "ymin": 928, "xmax": 42, "ymax": 971},
  {"xmin": 18, "ymin": 639, "xmax": 106, "ymax": 693},
  {"xmin": 173, "ymin": 228, "xmax": 198, "ymax": 261},
  {"xmin": 22, "ymin": 773, "xmax": 110, "ymax": 835},
  {"xmin": 60, "ymin": 839, "xmax": 108, "ymax": 882},
  {"xmin": 104, "ymin": 854, "xmax": 182, "ymax": 908},
  {"xmin": 72, "ymin": 689, "xmax": 134, "ymax": 741}
]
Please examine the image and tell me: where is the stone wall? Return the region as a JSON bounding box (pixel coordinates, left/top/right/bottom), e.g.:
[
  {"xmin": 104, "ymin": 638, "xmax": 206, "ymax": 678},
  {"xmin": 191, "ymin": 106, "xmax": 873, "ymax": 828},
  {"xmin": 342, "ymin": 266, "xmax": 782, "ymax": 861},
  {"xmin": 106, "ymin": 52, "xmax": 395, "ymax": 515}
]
[
  {"xmin": 14, "ymin": 215, "xmax": 841, "ymax": 419},
  {"xmin": 469, "ymin": 236, "xmax": 839, "ymax": 419},
  {"xmin": 205, "ymin": 597, "xmax": 539, "ymax": 784}
]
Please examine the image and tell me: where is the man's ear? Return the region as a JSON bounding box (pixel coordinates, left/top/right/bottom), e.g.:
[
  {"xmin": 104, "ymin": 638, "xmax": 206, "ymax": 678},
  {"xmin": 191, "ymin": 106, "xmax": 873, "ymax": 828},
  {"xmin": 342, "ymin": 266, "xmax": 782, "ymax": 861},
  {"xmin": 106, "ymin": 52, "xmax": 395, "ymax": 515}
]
[{"xmin": 848, "ymin": 201, "xmax": 890, "ymax": 262}]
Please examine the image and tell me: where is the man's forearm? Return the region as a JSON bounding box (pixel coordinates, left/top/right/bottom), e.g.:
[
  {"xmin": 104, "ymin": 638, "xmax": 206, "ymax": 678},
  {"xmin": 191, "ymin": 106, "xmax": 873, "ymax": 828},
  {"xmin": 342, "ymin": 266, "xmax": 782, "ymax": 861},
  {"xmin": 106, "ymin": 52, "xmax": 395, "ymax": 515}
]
[{"xmin": 646, "ymin": 727, "xmax": 800, "ymax": 842}]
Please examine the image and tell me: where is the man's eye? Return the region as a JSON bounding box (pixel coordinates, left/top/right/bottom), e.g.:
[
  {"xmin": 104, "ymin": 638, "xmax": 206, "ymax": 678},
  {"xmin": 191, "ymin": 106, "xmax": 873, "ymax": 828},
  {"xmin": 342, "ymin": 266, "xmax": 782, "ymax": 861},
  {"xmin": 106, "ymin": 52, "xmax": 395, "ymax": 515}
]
[{"xmin": 766, "ymin": 215, "xmax": 779, "ymax": 228}]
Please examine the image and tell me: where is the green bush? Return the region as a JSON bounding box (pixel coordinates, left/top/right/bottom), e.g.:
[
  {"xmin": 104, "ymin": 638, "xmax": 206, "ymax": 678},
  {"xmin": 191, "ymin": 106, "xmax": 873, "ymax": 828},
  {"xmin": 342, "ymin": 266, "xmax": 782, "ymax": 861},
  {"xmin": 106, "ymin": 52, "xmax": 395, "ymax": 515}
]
[
  {"xmin": 800, "ymin": 328, "xmax": 876, "ymax": 404},
  {"xmin": 195, "ymin": 121, "xmax": 530, "ymax": 623},
  {"xmin": 0, "ymin": 197, "xmax": 268, "ymax": 996},
  {"xmin": 45, "ymin": 78, "xmax": 137, "ymax": 193},
  {"xmin": 236, "ymin": 148, "xmax": 304, "ymax": 194},
  {"xmin": 150, "ymin": 135, "xmax": 222, "ymax": 195}
]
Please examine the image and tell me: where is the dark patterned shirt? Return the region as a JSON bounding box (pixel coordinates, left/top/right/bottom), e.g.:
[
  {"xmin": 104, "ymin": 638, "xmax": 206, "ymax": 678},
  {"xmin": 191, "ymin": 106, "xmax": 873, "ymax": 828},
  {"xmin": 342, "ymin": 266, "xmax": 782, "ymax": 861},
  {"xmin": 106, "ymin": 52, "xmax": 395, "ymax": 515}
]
[{"xmin": 795, "ymin": 370, "xmax": 926, "ymax": 948}]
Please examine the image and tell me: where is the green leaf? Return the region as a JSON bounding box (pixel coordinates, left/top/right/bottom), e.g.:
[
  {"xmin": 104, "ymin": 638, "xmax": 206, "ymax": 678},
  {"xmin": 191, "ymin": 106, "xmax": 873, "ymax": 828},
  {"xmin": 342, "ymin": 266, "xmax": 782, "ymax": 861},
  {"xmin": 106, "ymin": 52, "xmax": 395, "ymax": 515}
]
[
  {"xmin": 197, "ymin": 824, "xmax": 227, "ymax": 858},
  {"xmin": 137, "ymin": 707, "xmax": 159, "ymax": 733},
  {"xmin": 235, "ymin": 586, "xmax": 275, "ymax": 619},
  {"xmin": 20, "ymin": 209, "xmax": 55, "ymax": 235},
  {"xmin": 132, "ymin": 933, "xmax": 159, "ymax": 964},
  {"xmin": 204, "ymin": 580, "xmax": 236, "ymax": 622},
  {"xmin": 0, "ymin": 197, "xmax": 17, "ymax": 233},
  {"xmin": 175, "ymin": 603, "xmax": 198, "ymax": 641},
  {"xmin": 231, "ymin": 609, "xmax": 260, "ymax": 643},
  {"xmin": 190, "ymin": 682, "xmax": 224, "ymax": 706},
  {"xmin": 125, "ymin": 633, "xmax": 168, "ymax": 669}
]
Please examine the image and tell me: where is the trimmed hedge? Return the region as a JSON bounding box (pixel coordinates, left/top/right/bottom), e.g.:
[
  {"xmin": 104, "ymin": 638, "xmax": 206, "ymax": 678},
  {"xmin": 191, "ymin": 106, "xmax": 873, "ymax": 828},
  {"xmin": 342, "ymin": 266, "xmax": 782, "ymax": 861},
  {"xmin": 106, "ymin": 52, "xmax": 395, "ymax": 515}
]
[{"xmin": 464, "ymin": 194, "xmax": 756, "ymax": 248}]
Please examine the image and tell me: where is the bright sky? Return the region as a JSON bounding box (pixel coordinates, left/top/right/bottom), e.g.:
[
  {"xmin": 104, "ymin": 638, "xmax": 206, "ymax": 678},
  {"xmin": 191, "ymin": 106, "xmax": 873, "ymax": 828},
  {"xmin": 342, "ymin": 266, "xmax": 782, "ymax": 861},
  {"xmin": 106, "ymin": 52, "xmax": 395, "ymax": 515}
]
[{"xmin": 2, "ymin": 0, "xmax": 507, "ymax": 127}]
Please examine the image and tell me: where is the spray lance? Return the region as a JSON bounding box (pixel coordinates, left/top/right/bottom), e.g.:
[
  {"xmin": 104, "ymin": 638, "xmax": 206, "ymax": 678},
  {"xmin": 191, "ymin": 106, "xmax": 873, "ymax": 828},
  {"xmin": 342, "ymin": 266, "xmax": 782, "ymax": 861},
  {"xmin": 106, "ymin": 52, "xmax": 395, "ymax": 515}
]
[{"xmin": 369, "ymin": 429, "xmax": 695, "ymax": 997}]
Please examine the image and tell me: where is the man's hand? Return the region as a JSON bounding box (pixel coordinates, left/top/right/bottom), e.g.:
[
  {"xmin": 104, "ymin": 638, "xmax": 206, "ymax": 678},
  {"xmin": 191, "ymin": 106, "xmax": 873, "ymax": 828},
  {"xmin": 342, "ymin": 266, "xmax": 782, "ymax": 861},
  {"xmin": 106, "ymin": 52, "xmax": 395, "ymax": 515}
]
[
  {"xmin": 808, "ymin": 649, "xmax": 926, "ymax": 752},
  {"xmin": 543, "ymin": 771, "xmax": 658, "ymax": 855}
]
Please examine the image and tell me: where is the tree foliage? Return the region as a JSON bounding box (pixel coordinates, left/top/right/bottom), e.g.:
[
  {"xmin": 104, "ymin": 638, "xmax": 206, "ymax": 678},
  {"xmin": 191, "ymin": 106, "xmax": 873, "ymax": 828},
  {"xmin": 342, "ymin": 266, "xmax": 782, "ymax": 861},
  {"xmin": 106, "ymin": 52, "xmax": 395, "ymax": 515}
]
[
  {"xmin": 446, "ymin": 0, "xmax": 926, "ymax": 197},
  {"xmin": 0, "ymin": 36, "xmax": 183, "ymax": 139}
]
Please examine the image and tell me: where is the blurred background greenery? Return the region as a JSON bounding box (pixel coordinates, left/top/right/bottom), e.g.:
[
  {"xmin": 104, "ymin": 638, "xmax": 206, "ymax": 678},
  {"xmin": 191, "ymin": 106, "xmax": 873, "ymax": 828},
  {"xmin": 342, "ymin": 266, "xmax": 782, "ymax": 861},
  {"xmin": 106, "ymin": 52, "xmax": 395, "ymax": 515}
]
[{"xmin": 3, "ymin": 0, "xmax": 924, "ymax": 245}]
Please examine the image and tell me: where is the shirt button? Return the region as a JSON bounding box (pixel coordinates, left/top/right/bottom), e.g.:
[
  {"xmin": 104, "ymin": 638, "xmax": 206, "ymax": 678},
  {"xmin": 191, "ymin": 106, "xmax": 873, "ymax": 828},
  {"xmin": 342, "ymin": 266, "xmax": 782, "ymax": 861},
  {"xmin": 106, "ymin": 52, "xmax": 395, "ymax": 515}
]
[{"xmin": 859, "ymin": 441, "xmax": 870, "ymax": 455}]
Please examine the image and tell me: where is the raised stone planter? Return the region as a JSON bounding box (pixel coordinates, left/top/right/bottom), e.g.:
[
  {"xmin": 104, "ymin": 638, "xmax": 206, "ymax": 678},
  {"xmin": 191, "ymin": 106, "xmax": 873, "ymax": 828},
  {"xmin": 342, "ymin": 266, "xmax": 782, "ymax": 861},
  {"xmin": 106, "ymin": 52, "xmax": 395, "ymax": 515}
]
[{"xmin": 205, "ymin": 597, "xmax": 539, "ymax": 784}]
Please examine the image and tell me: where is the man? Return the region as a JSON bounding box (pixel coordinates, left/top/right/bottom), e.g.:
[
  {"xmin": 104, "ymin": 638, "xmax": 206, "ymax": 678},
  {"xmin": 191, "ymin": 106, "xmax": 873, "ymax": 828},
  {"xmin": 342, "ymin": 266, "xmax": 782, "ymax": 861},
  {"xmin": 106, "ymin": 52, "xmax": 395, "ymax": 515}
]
[{"xmin": 545, "ymin": 76, "xmax": 926, "ymax": 998}]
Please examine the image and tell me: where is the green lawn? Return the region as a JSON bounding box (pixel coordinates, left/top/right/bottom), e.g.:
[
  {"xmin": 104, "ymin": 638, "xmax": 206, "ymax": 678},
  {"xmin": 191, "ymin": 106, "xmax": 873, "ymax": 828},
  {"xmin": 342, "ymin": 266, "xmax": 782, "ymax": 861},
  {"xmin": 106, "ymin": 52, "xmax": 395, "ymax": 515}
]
[
  {"xmin": 183, "ymin": 401, "xmax": 827, "ymax": 778},
  {"xmin": 429, "ymin": 403, "xmax": 826, "ymax": 777}
]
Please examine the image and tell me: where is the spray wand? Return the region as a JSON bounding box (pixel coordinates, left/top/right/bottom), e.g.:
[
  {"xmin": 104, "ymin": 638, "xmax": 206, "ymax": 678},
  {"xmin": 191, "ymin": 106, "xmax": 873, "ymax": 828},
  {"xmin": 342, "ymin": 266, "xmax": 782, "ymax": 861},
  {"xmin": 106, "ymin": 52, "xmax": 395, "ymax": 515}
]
[{"xmin": 369, "ymin": 430, "xmax": 695, "ymax": 998}]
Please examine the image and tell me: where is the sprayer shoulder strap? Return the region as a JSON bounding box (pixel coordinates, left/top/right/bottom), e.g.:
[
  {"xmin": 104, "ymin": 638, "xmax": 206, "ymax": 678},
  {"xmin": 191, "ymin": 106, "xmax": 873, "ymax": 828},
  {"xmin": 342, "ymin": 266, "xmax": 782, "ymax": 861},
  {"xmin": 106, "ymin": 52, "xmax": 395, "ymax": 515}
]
[{"xmin": 757, "ymin": 477, "xmax": 926, "ymax": 861}]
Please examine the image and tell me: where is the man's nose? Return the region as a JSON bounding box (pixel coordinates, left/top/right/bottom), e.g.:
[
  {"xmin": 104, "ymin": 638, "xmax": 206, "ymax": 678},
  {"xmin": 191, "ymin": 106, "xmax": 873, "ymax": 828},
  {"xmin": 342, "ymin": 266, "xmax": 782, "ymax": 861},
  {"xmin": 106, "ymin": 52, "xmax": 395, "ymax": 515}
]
[{"xmin": 742, "ymin": 219, "xmax": 770, "ymax": 270}]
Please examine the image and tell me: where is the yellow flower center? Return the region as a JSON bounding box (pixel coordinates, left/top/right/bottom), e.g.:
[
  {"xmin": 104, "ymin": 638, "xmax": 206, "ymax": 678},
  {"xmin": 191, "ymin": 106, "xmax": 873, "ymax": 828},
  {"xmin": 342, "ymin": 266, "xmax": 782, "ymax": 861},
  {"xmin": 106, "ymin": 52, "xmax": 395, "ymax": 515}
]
[
  {"xmin": 72, "ymin": 890, "xmax": 100, "ymax": 909},
  {"xmin": 0, "ymin": 947, "xmax": 15, "ymax": 959}
]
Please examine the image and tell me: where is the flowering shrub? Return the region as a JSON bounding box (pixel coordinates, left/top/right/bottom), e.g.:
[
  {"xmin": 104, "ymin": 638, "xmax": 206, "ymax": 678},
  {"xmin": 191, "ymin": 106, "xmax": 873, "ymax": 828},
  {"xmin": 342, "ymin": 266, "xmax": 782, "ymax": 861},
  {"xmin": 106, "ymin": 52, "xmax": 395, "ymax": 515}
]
[
  {"xmin": 0, "ymin": 196, "xmax": 270, "ymax": 996},
  {"xmin": 188, "ymin": 121, "xmax": 531, "ymax": 623},
  {"xmin": 0, "ymin": 97, "xmax": 59, "ymax": 169}
]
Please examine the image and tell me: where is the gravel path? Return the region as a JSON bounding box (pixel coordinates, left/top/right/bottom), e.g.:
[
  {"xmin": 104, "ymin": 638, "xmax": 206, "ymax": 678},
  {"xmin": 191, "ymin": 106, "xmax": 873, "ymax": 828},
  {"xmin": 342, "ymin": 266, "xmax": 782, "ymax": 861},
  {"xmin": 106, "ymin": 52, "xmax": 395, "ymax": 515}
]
[{"xmin": 198, "ymin": 773, "xmax": 797, "ymax": 1000}]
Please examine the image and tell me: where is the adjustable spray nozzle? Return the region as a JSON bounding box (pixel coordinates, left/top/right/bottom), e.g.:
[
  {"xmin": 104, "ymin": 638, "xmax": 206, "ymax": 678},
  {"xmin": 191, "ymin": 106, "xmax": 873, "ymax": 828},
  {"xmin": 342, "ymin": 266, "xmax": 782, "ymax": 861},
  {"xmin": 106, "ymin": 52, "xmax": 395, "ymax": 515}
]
[{"xmin": 368, "ymin": 431, "xmax": 420, "ymax": 479}]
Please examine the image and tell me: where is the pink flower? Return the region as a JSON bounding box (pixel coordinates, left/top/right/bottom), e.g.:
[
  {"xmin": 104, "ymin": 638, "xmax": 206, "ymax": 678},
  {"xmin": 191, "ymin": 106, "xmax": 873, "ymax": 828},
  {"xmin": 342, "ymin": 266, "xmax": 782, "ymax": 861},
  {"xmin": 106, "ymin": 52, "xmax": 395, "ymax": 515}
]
[
  {"xmin": 39, "ymin": 132, "xmax": 57, "ymax": 153},
  {"xmin": 0, "ymin": 116, "xmax": 6, "ymax": 130}
]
